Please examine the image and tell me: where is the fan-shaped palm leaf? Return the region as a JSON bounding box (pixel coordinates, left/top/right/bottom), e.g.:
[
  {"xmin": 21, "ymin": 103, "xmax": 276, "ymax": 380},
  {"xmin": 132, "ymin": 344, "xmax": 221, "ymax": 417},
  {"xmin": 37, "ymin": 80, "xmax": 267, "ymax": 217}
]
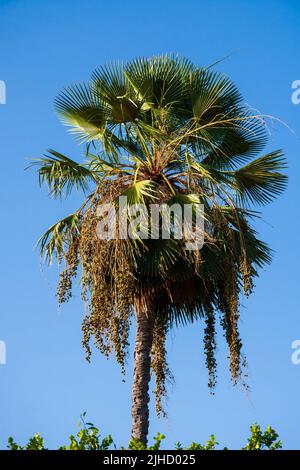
[
  {"xmin": 55, "ymin": 83, "xmax": 109, "ymax": 142},
  {"xmin": 228, "ymin": 150, "xmax": 288, "ymax": 205},
  {"xmin": 38, "ymin": 213, "xmax": 81, "ymax": 263},
  {"xmin": 31, "ymin": 150, "xmax": 99, "ymax": 197}
]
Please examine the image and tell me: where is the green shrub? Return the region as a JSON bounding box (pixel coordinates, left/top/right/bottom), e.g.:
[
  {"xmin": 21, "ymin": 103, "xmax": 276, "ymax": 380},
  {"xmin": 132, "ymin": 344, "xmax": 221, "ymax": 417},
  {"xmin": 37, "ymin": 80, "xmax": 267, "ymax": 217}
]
[{"xmin": 6, "ymin": 414, "xmax": 282, "ymax": 451}]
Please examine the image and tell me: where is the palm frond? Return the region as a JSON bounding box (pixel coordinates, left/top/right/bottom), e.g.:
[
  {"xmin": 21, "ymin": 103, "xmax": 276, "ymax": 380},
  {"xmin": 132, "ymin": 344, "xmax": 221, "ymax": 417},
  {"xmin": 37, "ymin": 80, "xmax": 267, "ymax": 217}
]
[
  {"xmin": 91, "ymin": 61, "xmax": 127, "ymax": 103},
  {"xmin": 189, "ymin": 68, "xmax": 243, "ymax": 121},
  {"xmin": 37, "ymin": 213, "xmax": 81, "ymax": 264},
  {"xmin": 55, "ymin": 83, "xmax": 109, "ymax": 142},
  {"xmin": 119, "ymin": 180, "xmax": 159, "ymax": 206},
  {"xmin": 91, "ymin": 62, "xmax": 140, "ymax": 123},
  {"xmin": 233, "ymin": 228, "xmax": 273, "ymax": 268},
  {"xmin": 86, "ymin": 152, "xmax": 134, "ymax": 176},
  {"xmin": 217, "ymin": 205, "xmax": 272, "ymax": 266},
  {"xmin": 31, "ymin": 150, "xmax": 99, "ymax": 197},
  {"xmin": 227, "ymin": 150, "xmax": 288, "ymax": 205},
  {"xmin": 201, "ymin": 115, "xmax": 268, "ymax": 169},
  {"xmin": 138, "ymin": 238, "xmax": 180, "ymax": 278},
  {"xmin": 124, "ymin": 54, "xmax": 194, "ymax": 110}
]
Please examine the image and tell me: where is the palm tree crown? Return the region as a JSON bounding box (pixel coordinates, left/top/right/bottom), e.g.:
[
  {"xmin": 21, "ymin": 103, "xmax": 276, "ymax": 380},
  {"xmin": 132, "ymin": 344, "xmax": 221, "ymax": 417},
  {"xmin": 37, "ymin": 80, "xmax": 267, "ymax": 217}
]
[{"xmin": 32, "ymin": 55, "xmax": 287, "ymax": 443}]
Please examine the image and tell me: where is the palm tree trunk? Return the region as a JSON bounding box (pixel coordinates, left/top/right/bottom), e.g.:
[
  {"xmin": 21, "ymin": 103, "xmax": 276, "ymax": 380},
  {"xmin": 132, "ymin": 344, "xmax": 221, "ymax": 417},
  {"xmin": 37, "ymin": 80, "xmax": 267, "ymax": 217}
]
[{"xmin": 131, "ymin": 299, "xmax": 155, "ymax": 445}]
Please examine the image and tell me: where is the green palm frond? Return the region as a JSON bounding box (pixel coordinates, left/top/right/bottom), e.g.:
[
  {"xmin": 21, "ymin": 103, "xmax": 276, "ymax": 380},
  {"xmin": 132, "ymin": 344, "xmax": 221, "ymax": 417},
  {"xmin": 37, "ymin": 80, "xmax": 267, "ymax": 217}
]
[
  {"xmin": 218, "ymin": 205, "xmax": 260, "ymax": 228},
  {"xmin": 168, "ymin": 193, "xmax": 206, "ymax": 220},
  {"xmin": 216, "ymin": 205, "xmax": 272, "ymax": 267},
  {"xmin": 189, "ymin": 68, "xmax": 242, "ymax": 121},
  {"xmin": 31, "ymin": 150, "xmax": 99, "ymax": 197},
  {"xmin": 91, "ymin": 62, "xmax": 140, "ymax": 123},
  {"xmin": 227, "ymin": 150, "xmax": 288, "ymax": 205},
  {"xmin": 55, "ymin": 83, "xmax": 109, "ymax": 142},
  {"xmin": 124, "ymin": 55, "xmax": 194, "ymax": 110},
  {"xmin": 120, "ymin": 180, "xmax": 159, "ymax": 205},
  {"xmin": 242, "ymin": 232, "xmax": 272, "ymax": 268},
  {"xmin": 86, "ymin": 152, "xmax": 134, "ymax": 176},
  {"xmin": 138, "ymin": 238, "xmax": 180, "ymax": 278},
  {"xmin": 201, "ymin": 116, "xmax": 268, "ymax": 169},
  {"xmin": 37, "ymin": 213, "xmax": 81, "ymax": 264},
  {"xmin": 91, "ymin": 61, "xmax": 127, "ymax": 102},
  {"xmin": 188, "ymin": 159, "xmax": 231, "ymax": 186},
  {"xmin": 169, "ymin": 193, "xmax": 202, "ymax": 205}
]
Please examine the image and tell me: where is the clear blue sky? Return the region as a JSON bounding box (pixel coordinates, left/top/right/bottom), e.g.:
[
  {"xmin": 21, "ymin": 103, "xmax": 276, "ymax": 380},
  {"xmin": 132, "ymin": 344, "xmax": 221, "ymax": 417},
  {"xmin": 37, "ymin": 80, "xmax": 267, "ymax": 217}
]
[{"xmin": 0, "ymin": 0, "xmax": 299, "ymax": 450}]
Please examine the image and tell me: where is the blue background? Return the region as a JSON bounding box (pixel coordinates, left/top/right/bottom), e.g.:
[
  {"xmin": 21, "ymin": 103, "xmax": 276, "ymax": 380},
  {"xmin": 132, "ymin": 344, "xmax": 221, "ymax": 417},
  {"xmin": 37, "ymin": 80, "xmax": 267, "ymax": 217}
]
[{"xmin": 0, "ymin": 0, "xmax": 299, "ymax": 449}]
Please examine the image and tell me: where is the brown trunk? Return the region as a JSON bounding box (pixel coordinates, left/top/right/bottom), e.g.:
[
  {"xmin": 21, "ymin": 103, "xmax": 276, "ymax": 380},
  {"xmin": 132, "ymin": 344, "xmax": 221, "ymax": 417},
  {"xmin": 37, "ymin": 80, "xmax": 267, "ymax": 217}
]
[{"xmin": 131, "ymin": 299, "xmax": 155, "ymax": 445}]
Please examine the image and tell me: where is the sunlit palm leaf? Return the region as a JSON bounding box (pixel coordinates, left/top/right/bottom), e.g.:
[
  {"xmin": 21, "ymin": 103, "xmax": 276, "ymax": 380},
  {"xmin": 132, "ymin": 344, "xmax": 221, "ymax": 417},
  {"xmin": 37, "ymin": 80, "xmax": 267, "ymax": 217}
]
[
  {"xmin": 91, "ymin": 62, "xmax": 140, "ymax": 124},
  {"xmin": 55, "ymin": 83, "xmax": 109, "ymax": 141},
  {"xmin": 38, "ymin": 213, "xmax": 81, "ymax": 264},
  {"xmin": 124, "ymin": 55, "xmax": 194, "ymax": 110},
  {"xmin": 31, "ymin": 150, "xmax": 99, "ymax": 197},
  {"xmin": 120, "ymin": 180, "xmax": 159, "ymax": 205}
]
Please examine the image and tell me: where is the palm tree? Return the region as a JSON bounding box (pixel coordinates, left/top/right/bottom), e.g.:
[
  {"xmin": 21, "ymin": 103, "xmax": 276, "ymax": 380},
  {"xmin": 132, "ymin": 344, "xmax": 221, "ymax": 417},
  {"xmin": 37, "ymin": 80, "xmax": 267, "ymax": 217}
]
[{"xmin": 32, "ymin": 55, "xmax": 287, "ymax": 445}]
